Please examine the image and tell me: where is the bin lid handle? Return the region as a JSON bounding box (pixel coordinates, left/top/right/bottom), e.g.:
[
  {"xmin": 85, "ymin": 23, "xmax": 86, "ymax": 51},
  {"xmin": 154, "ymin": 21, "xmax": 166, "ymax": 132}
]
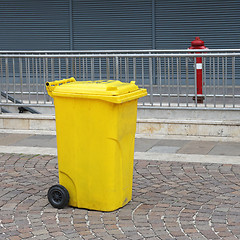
[{"xmin": 46, "ymin": 77, "xmax": 76, "ymax": 97}]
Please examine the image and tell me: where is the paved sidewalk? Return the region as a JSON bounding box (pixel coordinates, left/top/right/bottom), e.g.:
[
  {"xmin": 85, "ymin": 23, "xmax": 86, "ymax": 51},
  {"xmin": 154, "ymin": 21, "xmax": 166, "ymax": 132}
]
[
  {"xmin": 0, "ymin": 131, "xmax": 240, "ymax": 160},
  {"xmin": 1, "ymin": 130, "xmax": 240, "ymax": 239}
]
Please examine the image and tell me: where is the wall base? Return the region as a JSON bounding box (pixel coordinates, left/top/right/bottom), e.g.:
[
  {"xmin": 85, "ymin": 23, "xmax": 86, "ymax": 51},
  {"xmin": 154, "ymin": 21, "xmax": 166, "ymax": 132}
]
[{"xmin": 0, "ymin": 111, "xmax": 239, "ymax": 137}]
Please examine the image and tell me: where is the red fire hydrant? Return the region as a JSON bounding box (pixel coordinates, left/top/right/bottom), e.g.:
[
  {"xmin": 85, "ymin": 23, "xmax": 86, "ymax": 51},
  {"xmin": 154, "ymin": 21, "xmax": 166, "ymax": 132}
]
[{"xmin": 188, "ymin": 37, "xmax": 208, "ymax": 103}]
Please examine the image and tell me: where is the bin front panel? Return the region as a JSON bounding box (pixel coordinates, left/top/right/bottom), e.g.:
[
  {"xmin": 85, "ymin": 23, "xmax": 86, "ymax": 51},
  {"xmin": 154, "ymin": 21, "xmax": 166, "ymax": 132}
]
[{"xmin": 54, "ymin": 96, "xmax": 138, "ymax": 211}]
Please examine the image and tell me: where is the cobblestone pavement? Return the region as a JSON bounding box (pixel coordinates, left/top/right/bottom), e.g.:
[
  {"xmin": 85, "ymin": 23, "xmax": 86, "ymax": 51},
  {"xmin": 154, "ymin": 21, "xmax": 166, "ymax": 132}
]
[{"xmin": 1, "ymin": 153, "xmax": 240, "ymax": 239}]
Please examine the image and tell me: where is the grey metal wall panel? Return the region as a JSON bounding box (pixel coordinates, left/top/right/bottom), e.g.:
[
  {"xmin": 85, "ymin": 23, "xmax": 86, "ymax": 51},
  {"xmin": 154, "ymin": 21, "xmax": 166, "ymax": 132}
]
[
  {"xmin": 72, "ymin": 0, "xmax": 152, "ymax": 50},
  {"xmin": 155, "ymin": 0, "xmax": 240, "ymax": 49},
  {"xmin": 1, "ymin": 0, "xmax": 240, "ymax": 51},
  {"xmin": 0, "ymin": 0, "xmax": 70, "ymax": 50}
]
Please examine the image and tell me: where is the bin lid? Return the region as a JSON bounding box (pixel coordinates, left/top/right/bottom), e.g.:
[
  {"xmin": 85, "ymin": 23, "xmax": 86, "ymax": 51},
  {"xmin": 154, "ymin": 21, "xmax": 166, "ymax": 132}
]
[{"xmin": 47, "ymin": 79, "xmax": 147, "ymax": 103}]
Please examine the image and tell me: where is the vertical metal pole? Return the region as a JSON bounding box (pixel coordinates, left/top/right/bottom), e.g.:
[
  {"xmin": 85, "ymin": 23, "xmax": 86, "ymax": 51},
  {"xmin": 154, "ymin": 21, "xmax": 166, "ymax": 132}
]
[
  {"xmin": 46, "ymin": 58, "xmax": 48, "ymax": 82},
  {"xmin": 115, "ymin": 56, "xmax": 119, "ymax": 80},
  {"xmin": 186, "ymin": 57, "xmax": 189, "ymax": 107},
  {"xmin": 159, "ymin": 57, "xmax": 162, "ymax": 107},
  {"xmin": 50, "ymin": 58, "xmax": 54, "ymax": 104},
  {"xmin": 125, "ymin": 58, "xmax": 127, "ymax": 83},
  {"xmin": 217, "ymin": 57, "xmax": 220, "ymax": 94},
  {"xmin": 171, "ymin": 57, "xmax": 174, "ymax": 99},
  {"xmin": 99, "ymin": 58, "xmax": 101, "ymax": 79},
  {"xmin": 167, "ymin": 57, "xmax": 170, "ymax": 107},
  {"xmin": 28, "ymin": 58, "xmax": 31, "ymax": 104},
  {"xmin": 71, "ymin": 58, "xmax": 74, "ymax": 77},
  {"xmin": 225, "ymin": 57, "xmax": 227, "ymax": 107},
  {"xmin": 149, "ymin": 57, "xmax": 153, "ymax": 105},
  {"xmin": 25, "ymin": 58, "xmax": 28, "ymax": 103},
  {"xmin": 86, "ymin": 58, "xmax": 88, "ymax": 80},
  {"xmin": 0, "ymin": 58, "xmax": 2, "ymax": 103},
  {"xmin": 164, "ymin": 57, "xmax": 166, "ymax": 86},
  {"xmin": 5, "ymin": 58, "xmax": 9, "ymax": 103},
  {"xmin": 203, "ymin": 57, "xmax": 207, "ymax": 107},
  {"xmin": 36, "ymin": 58, "xmax": 39, "ymax": 104},
  {"xmin": 177, "ymin": 57, "xmax": 179, "ymax": 106},
  {"xmin": 91, "ymin": 58, "xmax": 94, "ymax": 80},
  {"xmin": 113, "ymin": 57, "xmax": 115, "ymax": 79},
  {"xmin": 19, "ymin": 58, "xmax": 23, "ymax": 103},
  {"xmin": 120, "ymin": 57, "xmax": 122, "ymax": 81},
  {"xmin": 51, "ymin": 58, "xmax": 54, "ymax": 82},
  {"xmin": 45, "ymin": 58, "xmax": 49, "ymax": 102},
  {"xmin": 74, "ymin": 57, "xmax": 77, "ymax": 79},
  {"xmin": 157, "ymin": 57, "xmax": 159, "ymax": 105},
  {"xmin": 194, "ymin": 57, "xmax": 197, "ymax": 106},
  {"xmin": 157, "ymin": 57, "xmax": 162, "ymax": 106},
  {"xmin": 32, "ymin": 58, "xmax": 35, "ymax": 103},
  {"xmin": 106, "ymin": 57, "xmax": 110, "ymax": 79},
  {"xmin": 232, "ymin": 57, "xmax": 235, "ymax": 108},
  {"xmin": 59, "ymin": 58, "xmax": 61, "ymax": 80},
  {"xmin": 126, "ymin": 58, "xmax": 129, "ymax": 82},
  {"xmin": 43, "ymin": 58, "xmax": 46, "ymax": 103},
  {"xmin": 82, "ymin": 58, "xmax": 85, "ymax": 80},
  {"xmin": 209, "ymin": 57, "xmax": 212, "ymax": 93},
  {"xmin": 13, "ymin": 59, "xmax": 16, "ymax": 103},
  {"xmin": 213, "ymin": 57, "xmax": 216, "ymax": 107},
  {"xmin": 133, "ymin": 57, "xmax": 136, "ymax": 82},
  {"xmin": 66, "ymin": 58, "xmax": 69, "ymax": 78},
  {"xmin": 222, "ymin": 57, "xmax": 225, "ymax": 108},
  {"xmin": 179, "ymin": 57, "xmax": 182, "ymax": 94},
  {"xmin": 141, "ymin": 58, "xmax": 145, "ymax": 105},
  {"xmin": 39, "ymin": 58, "xmax": 41, "ymax": 103},
  {"xmin": 79, "ymin": 57, "xmax": 81, "ymax": 80}
]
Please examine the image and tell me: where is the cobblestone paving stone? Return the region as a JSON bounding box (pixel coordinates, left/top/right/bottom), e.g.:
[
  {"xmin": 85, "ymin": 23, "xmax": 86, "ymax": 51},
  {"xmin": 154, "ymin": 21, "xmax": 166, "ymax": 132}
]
[{"xmin": 1, "ymin": 153, "xmax": 240, "ymax": 239}]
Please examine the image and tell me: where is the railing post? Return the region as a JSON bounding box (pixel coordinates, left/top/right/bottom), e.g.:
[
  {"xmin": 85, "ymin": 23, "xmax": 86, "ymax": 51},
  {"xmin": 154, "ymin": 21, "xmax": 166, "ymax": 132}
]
[
  {"xmin": 5, "ymin": 58, "xmax": 9, "ymax": 103},
  {"xmin": 115, "ymin": 56, "xmax": 119, "ymax": 80},
  {"xmin": 149, "ymin": 57, "xmax": 153, "ymax": 105}
]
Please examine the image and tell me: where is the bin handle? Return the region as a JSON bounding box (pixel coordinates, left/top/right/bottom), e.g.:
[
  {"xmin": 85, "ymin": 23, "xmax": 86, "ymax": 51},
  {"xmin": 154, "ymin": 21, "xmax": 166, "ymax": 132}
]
[{"xmin": 46, "ymin": 77, "xmax": 76, "ymax": 97}]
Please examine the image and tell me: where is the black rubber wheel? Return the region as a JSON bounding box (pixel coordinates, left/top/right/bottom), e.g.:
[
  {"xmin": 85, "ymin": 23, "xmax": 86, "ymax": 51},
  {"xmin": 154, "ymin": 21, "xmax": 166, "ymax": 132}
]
[{"xmin": 48, "ymin": 185, "xmax": 69, "ymax": 209}]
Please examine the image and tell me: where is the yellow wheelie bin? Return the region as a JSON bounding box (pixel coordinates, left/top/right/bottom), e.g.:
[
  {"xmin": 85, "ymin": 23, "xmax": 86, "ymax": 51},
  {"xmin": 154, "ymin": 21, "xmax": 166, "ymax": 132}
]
[{"xmin": 46, "ymin": 78, "xmax": 147, "ymax": 211}]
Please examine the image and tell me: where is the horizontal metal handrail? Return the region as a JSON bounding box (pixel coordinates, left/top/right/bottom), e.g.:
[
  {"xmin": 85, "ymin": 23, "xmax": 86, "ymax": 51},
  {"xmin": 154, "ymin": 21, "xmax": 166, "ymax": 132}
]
[
  {"xmin": 1, "ymin": 53, "xmax": 240, "ymax": 58},
  {"xmin": 1, "ymin": 49, "xmax": 240, "ymax": 53}
]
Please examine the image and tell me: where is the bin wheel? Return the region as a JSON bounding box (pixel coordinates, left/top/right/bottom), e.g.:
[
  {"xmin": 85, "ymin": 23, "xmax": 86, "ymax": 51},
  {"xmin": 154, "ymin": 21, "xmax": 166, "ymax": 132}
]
[{"xmin": 48, "ymin": 185, "xmax": 69, "ymax": 209}]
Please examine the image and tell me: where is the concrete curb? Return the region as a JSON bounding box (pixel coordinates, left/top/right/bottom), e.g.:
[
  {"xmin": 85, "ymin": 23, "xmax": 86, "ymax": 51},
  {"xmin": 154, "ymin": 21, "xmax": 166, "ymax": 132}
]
[
  {"xmin": 0, "ymin": 145, "xmax": 239, "ymax": 165},
  {"xmin": 137, "ymin": 118, "xmax": 240, "ymax": 137},
  {"xmin": 0, "ymin": 145, "xmax": 57, "ymax": 156},
  {"xmin": 0, "ymin": 113, "xmax": 240, "ymax": 137},
  {"xmin": 134, "ymin": 152, "xmax": 240, "ymax": 165}
]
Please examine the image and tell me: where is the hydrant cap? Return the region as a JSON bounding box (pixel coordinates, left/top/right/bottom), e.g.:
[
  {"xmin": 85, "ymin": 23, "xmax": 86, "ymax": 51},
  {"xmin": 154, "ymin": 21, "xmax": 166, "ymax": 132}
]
[{"xmin": 191, "ymin": 37, "xmax": 204, "ymax": 47}]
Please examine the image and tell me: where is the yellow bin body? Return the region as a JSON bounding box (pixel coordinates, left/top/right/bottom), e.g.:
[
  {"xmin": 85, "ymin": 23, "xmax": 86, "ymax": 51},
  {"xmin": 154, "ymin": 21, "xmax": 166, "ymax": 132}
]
[{"xmin": 46, "ymin": 78, "xmax": 147, "ymax": 211}]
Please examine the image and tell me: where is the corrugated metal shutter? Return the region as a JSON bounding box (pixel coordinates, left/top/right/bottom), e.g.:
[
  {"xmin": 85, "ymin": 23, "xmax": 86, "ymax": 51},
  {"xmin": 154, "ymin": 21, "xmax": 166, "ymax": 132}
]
[
  {"xmin": 72, "ymin": 0, "xmax": 152, "ymax": 50},
  {"xmin": 0, "ymin": 0, "xmax": 70, "ymax": 50},
  {"xmin": 155, "ymin": 0, "xmax": 240, "ymax": 49}
]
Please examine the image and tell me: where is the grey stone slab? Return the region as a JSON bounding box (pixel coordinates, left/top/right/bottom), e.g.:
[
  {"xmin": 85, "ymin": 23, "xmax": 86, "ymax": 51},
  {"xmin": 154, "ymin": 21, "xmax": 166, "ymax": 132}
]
[
  {"xmin": 147, "ymin": 146, "xmax": 181, "ymax": 153},
  {"xmin": 47, "ymin": 137, "xmax": 57, "ymax": 148},
  {"xmin": 155, "ymin": 139, "xmax": 189, "ymax": 147},
  {"xmin": 208, "ymin": 142, "xmax": 240, "ymax": 156},
  {"xmin": 134, "ymin": 138, "xmax": 160, "ymax": 152},
  {"xmin": 0, "ymin": 133, "xmax": 9, "ymax": 139},
  {"xmin": 13, "ymin": 135, "xmax": 56, "ymax": 148},
  {"xmin": 177, "ymin": 141, "xmax": 217, "ymax": 155},
  {"xmin": 0, "ymin": 133, "xmax": 33, "ymax": 146}
]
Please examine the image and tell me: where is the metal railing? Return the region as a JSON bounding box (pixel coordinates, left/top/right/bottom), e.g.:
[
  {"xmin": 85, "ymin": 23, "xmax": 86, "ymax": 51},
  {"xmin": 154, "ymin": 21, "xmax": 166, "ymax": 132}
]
[{"xmin": 0, "ymin": 49, "xmax": 240, "ymax": 113}]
